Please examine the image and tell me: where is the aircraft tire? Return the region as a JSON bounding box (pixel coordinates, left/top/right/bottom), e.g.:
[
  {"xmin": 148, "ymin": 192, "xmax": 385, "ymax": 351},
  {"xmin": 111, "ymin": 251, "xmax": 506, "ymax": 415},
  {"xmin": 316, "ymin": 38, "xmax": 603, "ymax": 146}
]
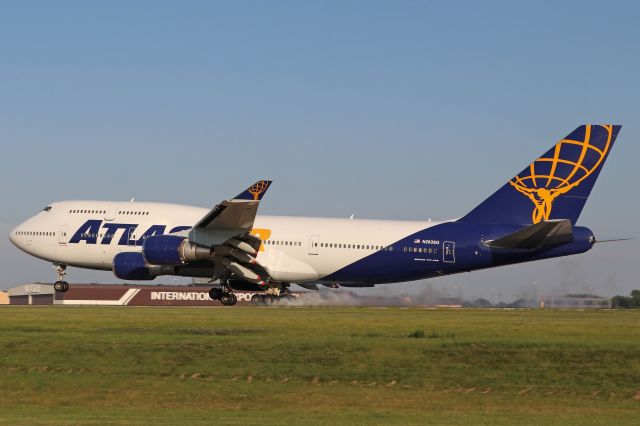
[
  {"xmin": 221, "ymin": 293, "xmax": 238, "ymax": 306},
  {"xmin": 54, "ymin": 281, "xmax": 69, "ymax": 292},
  {"xmin": 209, "ymin": 288, "xmax": 223, "ymax": 300}
]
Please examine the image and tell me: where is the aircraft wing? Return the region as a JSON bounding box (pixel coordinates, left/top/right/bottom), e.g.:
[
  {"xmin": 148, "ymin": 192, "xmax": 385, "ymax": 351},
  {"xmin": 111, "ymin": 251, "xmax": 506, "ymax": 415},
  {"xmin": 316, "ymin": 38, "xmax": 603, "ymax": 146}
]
[
  {"xmin": 485, "ymin": 219, "xmax": 573, "ymax": 250},
  {"xmin": 188, "ymin": 180, "xmax": 272, "ymax": 247}
]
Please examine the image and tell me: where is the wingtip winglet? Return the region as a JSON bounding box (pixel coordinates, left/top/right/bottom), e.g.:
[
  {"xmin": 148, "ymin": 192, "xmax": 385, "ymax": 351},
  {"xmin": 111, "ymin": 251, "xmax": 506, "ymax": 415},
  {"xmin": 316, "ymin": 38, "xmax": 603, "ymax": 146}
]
[{"xmin": 233, "ymin": 180, "xmax": 273, "ymax": 201}]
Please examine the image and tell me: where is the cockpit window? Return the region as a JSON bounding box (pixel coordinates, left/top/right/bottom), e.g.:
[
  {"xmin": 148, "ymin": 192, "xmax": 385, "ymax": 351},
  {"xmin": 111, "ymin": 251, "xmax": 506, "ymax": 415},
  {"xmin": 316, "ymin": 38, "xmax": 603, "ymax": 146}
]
[{"xmin": 42, "ymin": 206, "xmax": 52, "ymax": 212}]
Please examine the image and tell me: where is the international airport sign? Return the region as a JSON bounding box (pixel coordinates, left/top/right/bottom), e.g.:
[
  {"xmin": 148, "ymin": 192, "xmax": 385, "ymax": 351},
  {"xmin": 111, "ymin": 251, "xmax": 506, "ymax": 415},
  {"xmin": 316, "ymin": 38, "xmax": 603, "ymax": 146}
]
[{"xmin": 52, "ymin": 285, "xmax": 266, "ymax": 306}]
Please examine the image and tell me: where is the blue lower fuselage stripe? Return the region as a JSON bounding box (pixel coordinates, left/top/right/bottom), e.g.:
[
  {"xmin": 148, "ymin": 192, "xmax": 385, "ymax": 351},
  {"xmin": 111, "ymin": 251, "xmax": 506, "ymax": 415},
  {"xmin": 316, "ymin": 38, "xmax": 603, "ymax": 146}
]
[{"xmin": 321, "ymin": 222, "xmax": 594, "ymax": 284}]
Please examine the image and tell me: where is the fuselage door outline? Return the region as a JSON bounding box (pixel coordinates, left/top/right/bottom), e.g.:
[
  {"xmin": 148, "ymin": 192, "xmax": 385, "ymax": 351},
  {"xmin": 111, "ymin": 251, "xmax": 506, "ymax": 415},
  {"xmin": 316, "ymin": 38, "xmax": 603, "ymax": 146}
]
[
  {"xmin": 127, "ymin": 226, "xmax": 137, "ymax": 246},
  {"xmin": 309, "ymin": 235, "xmax": 320, "ymax": 255},
  {"xmin": 443, "ymin": 241, "xmax": 455, "ymax": 263},
  {"xmin": 105, "ymin": 207, "xmax": 118, "ymax": 222},
  {"xmin": 59, "ymin": 225, "xmax": 68, "ymax": 246}
]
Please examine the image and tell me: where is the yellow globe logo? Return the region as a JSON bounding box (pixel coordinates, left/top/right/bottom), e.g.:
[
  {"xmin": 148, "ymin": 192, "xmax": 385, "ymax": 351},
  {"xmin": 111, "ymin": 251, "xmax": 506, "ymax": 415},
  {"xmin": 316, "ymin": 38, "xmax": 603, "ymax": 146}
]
[
  {"xmin": 509, "ymin": 125, "xmax": 614, "ymax": 224},
  {"xmin": 247, "ymin": 180, "xmax": 270, "ymax": 200}
]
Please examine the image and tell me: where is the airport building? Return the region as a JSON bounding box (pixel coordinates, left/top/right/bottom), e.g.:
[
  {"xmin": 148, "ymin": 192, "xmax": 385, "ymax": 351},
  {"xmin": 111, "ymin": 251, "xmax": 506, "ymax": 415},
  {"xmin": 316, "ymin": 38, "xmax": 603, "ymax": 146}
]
[
  {"xmin": 7, "ymin": 283, "xmax": 54, "ymax": 305},
  {"xmin": 3, "ymin": 284, "xmax": 612, "ymax": 309},
  {"xmin": 543, "ymin": 295, "xmax": 611, "ymax": 309},
  {"xmin": 5, "ymin": 284, "xmax": 459, "ymax": 307},
  {"xmin": 5, "ymin": 283, "xmax": 269, "ymax": 306}
]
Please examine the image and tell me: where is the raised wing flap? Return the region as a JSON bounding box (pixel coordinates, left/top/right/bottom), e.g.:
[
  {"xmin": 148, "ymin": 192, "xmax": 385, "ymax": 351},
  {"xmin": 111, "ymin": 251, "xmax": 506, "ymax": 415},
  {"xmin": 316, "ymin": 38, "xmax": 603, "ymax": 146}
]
[
  {"xmin": 189, "ymin": 180, "xmax": 272, "ymax": 246},
  {"xmin": 486, "ymin": 219, "xmax": 573, "ymax": 250}
]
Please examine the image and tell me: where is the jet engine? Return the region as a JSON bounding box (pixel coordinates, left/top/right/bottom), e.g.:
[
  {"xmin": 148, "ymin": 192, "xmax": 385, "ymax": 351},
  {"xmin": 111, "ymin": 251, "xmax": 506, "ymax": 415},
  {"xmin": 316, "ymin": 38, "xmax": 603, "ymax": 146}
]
[
  {"xmin": 142, "ymin": 235, "xmax": 259, "ymax": 266},
  {"xmin": 112, "ymin": 252, "xmax": 156, "ymax": 280},
  {"xmin": 142, "ymin": 235, "xmax": 213, "ymax": 265},
  {"xmin": 139, "ymin": 235, "xmax": 266, "ymax": 285}
]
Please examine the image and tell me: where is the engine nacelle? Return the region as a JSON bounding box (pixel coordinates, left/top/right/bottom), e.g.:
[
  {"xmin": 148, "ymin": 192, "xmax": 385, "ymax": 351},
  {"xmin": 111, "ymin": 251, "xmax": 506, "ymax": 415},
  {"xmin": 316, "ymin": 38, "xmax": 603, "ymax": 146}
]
[
  {"xmin": 142, "ymin": 235, "xmax": 213, "ymax": 265},
  {"xmin": 142, "ymin": 235, "xmax": 184, "ymax": 265},
  {"xmin": 113, "ymin": 252, "xmax": 156, "ymax": 280}
]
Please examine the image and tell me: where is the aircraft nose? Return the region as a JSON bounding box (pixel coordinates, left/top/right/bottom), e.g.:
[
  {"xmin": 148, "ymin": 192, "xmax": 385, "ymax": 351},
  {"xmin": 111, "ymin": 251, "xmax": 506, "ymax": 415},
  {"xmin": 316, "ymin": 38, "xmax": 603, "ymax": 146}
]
[{"xmin": 8, "ymin": 226, "xmax": 18, "ymax": 247}]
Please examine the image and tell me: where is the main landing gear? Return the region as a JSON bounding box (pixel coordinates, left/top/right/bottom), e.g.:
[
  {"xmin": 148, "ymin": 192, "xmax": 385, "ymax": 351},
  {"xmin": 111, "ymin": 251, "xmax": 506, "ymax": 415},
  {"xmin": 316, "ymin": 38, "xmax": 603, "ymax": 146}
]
[
  {"xmin": 208, "ymin": 279, "xmax": 237, "ymax": 306},
  {"xmin": 251, "ymin": 287, "xmax": 294, "ymax": 305},
  {"xmin": 53, "ymin": 264, "xmax": 69, "ymax": 292}
]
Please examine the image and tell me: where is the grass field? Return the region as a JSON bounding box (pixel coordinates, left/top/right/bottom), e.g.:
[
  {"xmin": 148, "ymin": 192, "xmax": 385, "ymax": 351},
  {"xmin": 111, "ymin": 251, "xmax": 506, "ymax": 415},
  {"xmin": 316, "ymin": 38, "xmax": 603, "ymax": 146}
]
[{"xmin": 0, "ymin": 306, "xmax": 639, "ymax": 425}]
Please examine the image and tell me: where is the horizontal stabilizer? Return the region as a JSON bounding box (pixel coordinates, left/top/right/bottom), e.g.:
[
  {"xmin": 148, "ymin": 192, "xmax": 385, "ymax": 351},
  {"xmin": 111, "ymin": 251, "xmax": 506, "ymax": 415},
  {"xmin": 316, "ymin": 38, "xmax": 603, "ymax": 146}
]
[{"xmin": 485, "ymin": 219, "xmax": 573, "ymax": 250}]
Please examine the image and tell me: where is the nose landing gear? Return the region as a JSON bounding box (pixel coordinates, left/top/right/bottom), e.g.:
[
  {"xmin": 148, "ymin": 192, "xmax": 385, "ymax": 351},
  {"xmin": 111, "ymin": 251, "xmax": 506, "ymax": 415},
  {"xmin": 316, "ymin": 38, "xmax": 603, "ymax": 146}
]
[{"xmin": 53, "ymin": 264, "xmax": 69, "ymax": 292}]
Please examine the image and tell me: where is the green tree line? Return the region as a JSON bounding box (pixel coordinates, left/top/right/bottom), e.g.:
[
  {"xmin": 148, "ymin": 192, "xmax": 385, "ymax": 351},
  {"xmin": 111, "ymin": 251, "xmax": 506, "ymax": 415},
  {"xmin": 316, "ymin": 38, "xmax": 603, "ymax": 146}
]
[{"xmin": 611, "ymin": 290, "xmax": 640, "ymax": 308}]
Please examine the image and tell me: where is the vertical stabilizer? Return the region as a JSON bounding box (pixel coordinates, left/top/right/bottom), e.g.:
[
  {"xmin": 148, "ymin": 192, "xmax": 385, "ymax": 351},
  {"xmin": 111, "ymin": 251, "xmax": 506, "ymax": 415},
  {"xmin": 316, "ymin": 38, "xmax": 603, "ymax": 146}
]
[{"xmin": 460, "ymin": 125, "xmax": 621, "ymax": 225}]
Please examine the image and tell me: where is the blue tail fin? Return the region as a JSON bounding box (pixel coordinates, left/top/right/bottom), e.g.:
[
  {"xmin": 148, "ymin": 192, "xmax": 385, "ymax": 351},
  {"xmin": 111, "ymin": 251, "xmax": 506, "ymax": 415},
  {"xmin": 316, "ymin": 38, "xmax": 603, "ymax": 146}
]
[
  {"xmin": 460, "ymin": 125, "xmax": 621, "ymax": 225},
  {"xmin": 233, "ymin": 180, "xmax": 272, "ymax": 201}
]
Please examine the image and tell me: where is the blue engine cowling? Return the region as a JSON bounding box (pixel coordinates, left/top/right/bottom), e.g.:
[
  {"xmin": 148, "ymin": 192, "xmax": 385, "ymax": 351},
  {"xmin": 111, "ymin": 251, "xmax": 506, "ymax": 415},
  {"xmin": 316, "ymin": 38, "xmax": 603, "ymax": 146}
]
[
  {"xmin": 112, "ymin": 252, "xmax": 155, "ymax": 280},
  {"xmin": 142, "ymin": 235, "xmax": 185, "ymax": 265}
]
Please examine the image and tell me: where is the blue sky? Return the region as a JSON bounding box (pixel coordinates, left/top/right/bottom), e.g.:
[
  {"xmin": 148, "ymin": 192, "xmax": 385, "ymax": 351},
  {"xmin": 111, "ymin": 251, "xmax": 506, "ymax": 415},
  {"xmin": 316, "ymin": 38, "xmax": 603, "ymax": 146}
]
[{"xmin": 1, "ymin": 1, "xmax": 638, "ymax": 300}]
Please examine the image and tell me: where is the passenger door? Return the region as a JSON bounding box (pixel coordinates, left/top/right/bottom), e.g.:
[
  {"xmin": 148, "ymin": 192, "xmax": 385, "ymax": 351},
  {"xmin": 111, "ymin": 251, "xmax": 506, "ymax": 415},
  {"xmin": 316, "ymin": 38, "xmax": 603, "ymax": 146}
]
[
  {"xmin": 127, "ymin": 226, "xmax": 138, "ymax": 247},
  {"xmin": 309, "ymin": 235, "xmax": 320, "ymax": 255},
  {"xmin": 59, "ymin": 225, "xmax": 68, "ymax": 246},
  {"xmin": 104, "ymin": 207, "xmax": 118, "ymax": 222},
  {"xmin": 443, "ymin": 241, "xmax": 456, "ymax": 263}
]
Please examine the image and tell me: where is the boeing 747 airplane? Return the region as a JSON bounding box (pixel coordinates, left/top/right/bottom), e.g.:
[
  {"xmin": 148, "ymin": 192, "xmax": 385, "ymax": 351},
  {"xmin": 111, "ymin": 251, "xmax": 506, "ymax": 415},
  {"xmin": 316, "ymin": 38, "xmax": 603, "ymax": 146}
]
[{"xmin": 9, "ymin": 125, "xmax": 621, "ymax": 305}]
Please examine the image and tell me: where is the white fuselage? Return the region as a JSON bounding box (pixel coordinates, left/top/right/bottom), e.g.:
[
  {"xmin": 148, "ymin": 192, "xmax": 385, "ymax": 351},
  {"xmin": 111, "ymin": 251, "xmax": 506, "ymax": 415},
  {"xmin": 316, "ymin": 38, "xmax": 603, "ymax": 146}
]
[{"xmin": 9, "ymin": 201, "xmax": 442, "ymax": 283}]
